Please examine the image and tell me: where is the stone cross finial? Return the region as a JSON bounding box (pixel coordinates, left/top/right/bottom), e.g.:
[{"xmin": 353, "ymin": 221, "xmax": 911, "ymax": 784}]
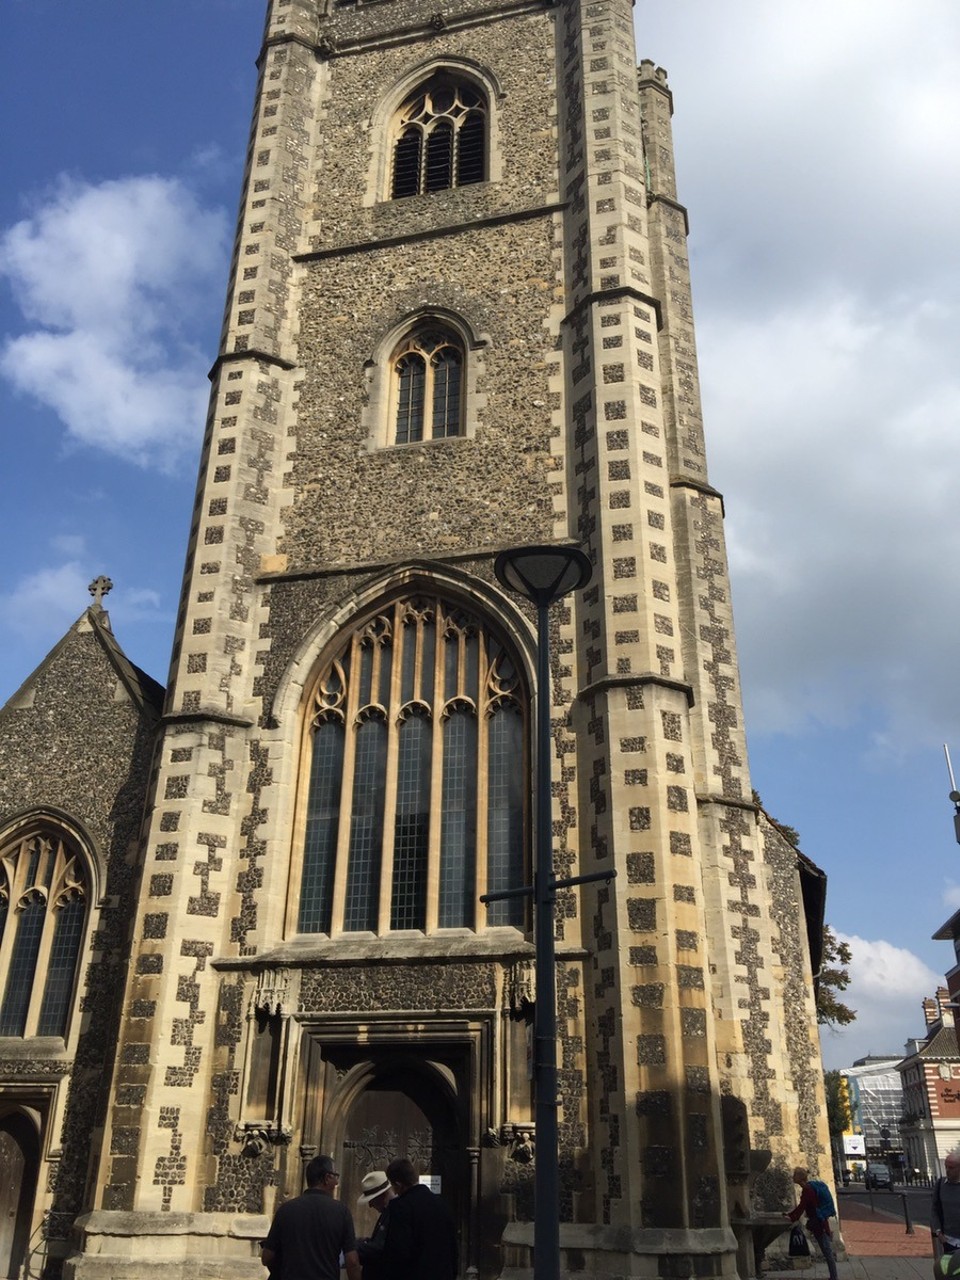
[{"xmin": 88, "ymin": 575, "xmax": 113, "ymax": 608}]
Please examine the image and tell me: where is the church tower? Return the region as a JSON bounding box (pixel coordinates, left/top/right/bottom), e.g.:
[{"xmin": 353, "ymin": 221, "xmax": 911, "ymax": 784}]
[{"xmin": 52, "ymin": 0, "xmax": 830, "ymax": 1276}]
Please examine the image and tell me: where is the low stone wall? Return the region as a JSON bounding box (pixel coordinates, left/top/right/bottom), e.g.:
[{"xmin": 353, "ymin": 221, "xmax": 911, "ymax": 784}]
[{"xmin": 63, "ymin": 1211, "xmax": 271, "ymax": 1280}]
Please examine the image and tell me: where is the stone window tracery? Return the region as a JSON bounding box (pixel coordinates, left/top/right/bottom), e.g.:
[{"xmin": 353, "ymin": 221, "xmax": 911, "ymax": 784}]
[
  {"xmin": 297, "ymin": 595, "xmax": 527, "ymax": 936},
  {"xmin": 0, "ymin": 831, "xmax": 88, "ymax": 1038},
  {"xmin": 392, "ymin": 327, "xmax": 464, "ymax": 443},
  {"xmin": 391, "ymin": 77, "xmax": 487, "ymax": 199}
]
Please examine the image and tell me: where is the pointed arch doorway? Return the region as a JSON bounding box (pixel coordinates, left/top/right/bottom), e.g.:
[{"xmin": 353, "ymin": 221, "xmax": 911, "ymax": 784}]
[
  {"xmin": 300, "ymin": 1035, "xmax": 474, "ymax": 1266},
  {"xmin": 0, "ymin": 1112, "xmax": 39, "ymax": 1280},
  {"xmin": 340, "ymin": 1060, "xmax": 464, "ymax": 1242}
]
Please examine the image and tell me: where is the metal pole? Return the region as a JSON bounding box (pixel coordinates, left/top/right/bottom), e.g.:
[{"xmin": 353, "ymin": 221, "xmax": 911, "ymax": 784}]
[
  {"xmin": 533, "ymin": 599, "xmax": 559, "ymax": 1280},
  {"xmin": 900, "ymin": 1192, "xmax": 914, "ymax": 1234}
]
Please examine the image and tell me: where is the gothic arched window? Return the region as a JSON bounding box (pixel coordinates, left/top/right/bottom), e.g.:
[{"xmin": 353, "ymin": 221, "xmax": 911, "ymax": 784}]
[
  {"xmin": 391, "ymin": 77, "xmax": 487, "ymax": 199},
  {"xmin": 0, "ymin": 831, "xmax": 88, "ymax": 1038},
  {"xmin": 297, "ymin": 596, "xmax": 526, "ymax": 936},
  {"xmin": 392, "ymin": 327, "xmax": 464, "ymax": 443}
]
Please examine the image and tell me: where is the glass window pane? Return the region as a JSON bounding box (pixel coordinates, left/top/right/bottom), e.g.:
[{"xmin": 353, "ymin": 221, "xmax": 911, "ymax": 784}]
[
  {"xmin": 444, "ymin": 633, "xmax": 459, "ymax": 701},
  {"xmin": 419, "ymin": 614, "xmax": 436, "ymax": 706},
  {"xmin": 25, "ymin": 840, "xmax": 41, "ymax": 888},
  {"xmin": 431, "ymin": 349, "xmax": 462, "ymax": 438},
  {"xmin": 343, "ymin": 718, "xmax": 388, "ymax": 931},
  {"xmin": 38, "ymin": 898, "xmax": 85, "ymax": 1036},
  {"xmin": 439, "ymin": 710, "xmax": 478, "ymax": 927},
  {"xmin": 395, "ymin": 354, "xmax": 425, "ymax": 444},
  {"xmin": 0, "ymin": 900, "xmax": 45, "ymax": 1035},
  {"xmin": 299, "ymin": 721, "xmax": 345, "ymax": 933},
  {"xmin": 358, "ymin": 641, "xmax": 374, "ymax": 708},
  {"xmin": 400, "ymin": 618, "xmax": 417, "ymax": 705},
  {"xmin": 486, "ymin": 704, "xmax": 524, "ymax": 926},
  {"xmin": 391, "ymin": 714, "xmax": 431, "ymax": 929}
]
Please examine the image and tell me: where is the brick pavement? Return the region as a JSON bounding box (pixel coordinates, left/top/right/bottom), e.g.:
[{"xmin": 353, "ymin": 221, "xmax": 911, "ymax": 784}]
[{"xmin": 764, "ymin": 1195, "xmax": 935, "ymax": 1280}]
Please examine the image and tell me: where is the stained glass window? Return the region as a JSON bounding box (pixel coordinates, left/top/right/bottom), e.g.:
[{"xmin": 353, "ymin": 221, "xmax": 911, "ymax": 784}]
[
  {"xmin": 0, "ymin": 831, "xmax": 87, "ymax": 1038},
  {"xmin": 298, "ymin": 597, "xmax": 526, "ymax": 935}
]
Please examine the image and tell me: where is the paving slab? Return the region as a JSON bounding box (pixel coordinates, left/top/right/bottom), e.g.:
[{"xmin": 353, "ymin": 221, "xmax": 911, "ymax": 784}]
[{"xmin": 764, "ymin": 1195, "xmax": 935, "ymax": 1280}]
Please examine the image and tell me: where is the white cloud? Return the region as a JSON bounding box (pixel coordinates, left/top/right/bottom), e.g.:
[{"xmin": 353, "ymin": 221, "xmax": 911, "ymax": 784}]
[
  {"xmin": 50, "ymin": 534, "xmax": 87, "ymax": 557},
  {"xmin": 639, "ymin": 3, "xmax": 960, "ymax": 762},
  {"xmin": 0, "ymin": 174, "xmax": 228, "ymax": 469},
  {"xmin": 0, "ymin": 561, "xmax": 167, "ymax": 647},
  {"xmin": 819, "ymin": 933, "xmax": 941, "ymax": 1069},
  {"xmin": 0, "ymin": 563, "xmax": 91, "ymax": 639},
  {"xmin": 700, "ymin": 286, "xmax": 960, "ymax": 746}
]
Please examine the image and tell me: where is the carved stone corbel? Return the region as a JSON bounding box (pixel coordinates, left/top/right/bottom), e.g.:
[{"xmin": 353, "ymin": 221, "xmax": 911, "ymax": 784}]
[
  {"xmin": 252, "ymin": 967, "xmax": 293, "ymax": 1017},
  {"xmin": 503, "ymin": 958, "xmax": 535, "ymax": 1012},
  {"xmin": 235, "ymin": 1122, "xmax": 293, "ymax": 1157}
]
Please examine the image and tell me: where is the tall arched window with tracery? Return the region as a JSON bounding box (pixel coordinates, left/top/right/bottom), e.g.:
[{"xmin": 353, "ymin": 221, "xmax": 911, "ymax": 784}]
[
  {"xmin": 392, "ymin": 327, "xmax": 464, "ymax": 444},
  {"xmin": 391, "ymin": 77, "xmax": 487, "ymax": 199},
  {"xmin": 297, "ymin": 596, "xmax": 527, "ymax": 936},
  {"xmin": 0, "ymin": 830, "xmax": 88, "ymax": 1038}
]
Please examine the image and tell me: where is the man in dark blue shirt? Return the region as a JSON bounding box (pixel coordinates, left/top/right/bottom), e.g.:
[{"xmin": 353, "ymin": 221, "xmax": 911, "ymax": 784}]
[{"xmin": 261, "ymin": 1154, "xmax": 360, "ymax": 1280}]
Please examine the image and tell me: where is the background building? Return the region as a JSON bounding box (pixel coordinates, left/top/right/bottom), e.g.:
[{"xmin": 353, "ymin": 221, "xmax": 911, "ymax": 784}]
[
  {"xmin": 839, "ymin": 1057, "xmax": 904, "ymax": 1179},
  {"xmin": 0, "ymin": 1, "xmax": 830, "ymax": 1276},
  {"xmin": 899, "ymin": 989, "xmax": 960, "ymax": 1178}
]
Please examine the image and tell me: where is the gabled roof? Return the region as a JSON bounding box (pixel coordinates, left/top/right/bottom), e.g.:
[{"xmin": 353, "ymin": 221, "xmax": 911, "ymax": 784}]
[
  {"xmin": 934, "ymin": 907, "xmax": 960, "ymax": 942},
  {"xmin": 898, "ymin": 1023, "xmax": 960, "ymax": 1067},
  {"xmin": 0, "ymin": 606, "xmax": 165, "ymax": 721}
]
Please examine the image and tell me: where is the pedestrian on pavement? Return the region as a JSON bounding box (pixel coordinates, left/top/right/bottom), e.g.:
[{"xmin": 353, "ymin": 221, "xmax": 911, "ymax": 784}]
[
  {"xmin": 356, "ymin": 1170, "xmax": 395, "ymax": 1279},
  {"xmin": 380, "ymin": 1156, "xmax": 459, "ymax": 1279},
  {"xmin": 932, "ymin": 1150, "xmax": 960, "ymax": 1257},
  {"xmin": 261, "ymin": 1153, "xmax": 361, "ymax": 1280},
  {"xmin": 786, "ymin": 1166, "xmax": 839, "ymax": 1280}
]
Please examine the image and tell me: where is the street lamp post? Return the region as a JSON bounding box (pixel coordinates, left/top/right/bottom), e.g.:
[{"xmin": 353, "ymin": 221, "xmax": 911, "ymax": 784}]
[{"xmin": 482, "ymin": 544, "xmax": 614, "ymax": 1280}]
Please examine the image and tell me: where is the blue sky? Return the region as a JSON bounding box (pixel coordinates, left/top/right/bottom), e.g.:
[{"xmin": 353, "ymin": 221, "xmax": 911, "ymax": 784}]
[{"xmin": 4, "ymin": 1, "xmax": 960, "ymax": 1069}]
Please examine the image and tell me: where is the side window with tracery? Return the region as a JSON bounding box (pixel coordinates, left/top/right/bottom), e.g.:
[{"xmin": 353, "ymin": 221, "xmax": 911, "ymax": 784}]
[
  {"xmin": 391, "ymin": 77, "xmax": 486, "ymax": 199},
  {"xmin": 297, "ymin": 596, "xmax": 526, "ymax": 936},
  {"xmin": 0, "ymin": 831, "xmax": 88, "ymax": 1038},
  {"xmin": 392, "ymin": 327, "xmax": 464, "ymax": 444}
]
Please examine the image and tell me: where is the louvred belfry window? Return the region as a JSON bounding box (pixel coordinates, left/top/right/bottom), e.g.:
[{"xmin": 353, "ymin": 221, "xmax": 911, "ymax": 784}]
[
  {"xmin": 393, "ymin": 328, "xmax": 463, "ymax": 443},
  {"xmin": 298, "ymin": 596, "xmax": 527, "ymax": 936},
  {"xmin": 391, "ymin": 78, "xmax": 487, "ymax": 199},
  {"xmin": 0, "ymin": 832, "xmax": 87, "ymax": 1038}
]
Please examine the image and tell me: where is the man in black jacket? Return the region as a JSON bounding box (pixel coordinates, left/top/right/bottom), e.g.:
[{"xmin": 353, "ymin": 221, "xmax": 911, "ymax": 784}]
[
  {"xmin": 932, "ymin": 1150, "xmax": 960, "ymax": 1258},
  {"xmin": 381, "ymin": 1157, "xmax": 458, "ymax": 1280}
]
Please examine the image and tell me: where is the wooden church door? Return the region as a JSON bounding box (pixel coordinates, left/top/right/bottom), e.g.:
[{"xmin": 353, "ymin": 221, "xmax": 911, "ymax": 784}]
[
  {"xmin": 339, "ymin": 1065, "xmax": 464, "ymax": 1250},
  {"xmin": 0, "ymin": 1113, "xmax": 38, "ymax": 1279}
]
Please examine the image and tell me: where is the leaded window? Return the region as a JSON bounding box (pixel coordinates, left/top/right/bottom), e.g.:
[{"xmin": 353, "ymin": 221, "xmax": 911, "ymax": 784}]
[
  {"xmin": 393, "ymin": 328, "xmax": 463, "ymax": 443},
  {"xmin": 298, "ymin": 596, "xmax": 526, "ymax": 935},
  {"xmin": 391, "ymin": 78, "xmax": 487, "ymax": 199},
  {"xmin": 0, "ymin": 831, "xmax": 87, "ymax": 1038}
]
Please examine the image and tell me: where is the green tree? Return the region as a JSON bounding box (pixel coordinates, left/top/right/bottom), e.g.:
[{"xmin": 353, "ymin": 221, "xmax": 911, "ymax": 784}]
[
  {"xmin": 823, "ymin": 1068, "xmax": 851, "ymax": 1136},
  {"xmin": 817, "ymin": 924, "xmax": 856, "ymax": 1027}
]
